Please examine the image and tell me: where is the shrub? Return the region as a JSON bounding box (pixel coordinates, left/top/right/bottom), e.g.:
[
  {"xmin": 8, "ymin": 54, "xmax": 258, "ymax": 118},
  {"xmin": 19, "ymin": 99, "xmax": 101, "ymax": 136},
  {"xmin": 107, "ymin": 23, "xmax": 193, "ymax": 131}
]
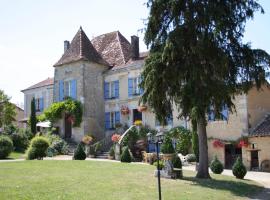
[
  {"xmin": 73, "ymin": 143, "xmax": 86, "ymax": 160},
  {"xmin": 26, "ymin": 136, "xmax": 49, "ymax": 160},
  {"xmin": 153, "ymin": 160, "xmax": 164, "ymax": 170},
  {"xmin": 11, "ymin": 132, "xmax": 29, "ymax": 152},
  {"xmin": 172, "ymin": 154, "xmax": 182, "ymax": 169},
  {"xmin": 169, "ymin": 126, "xmax": 191, "ymax": 156},
  {"xmin": 186, "ymin": 154, "xmax": 197, "ymax": 163},
  {"xmin": 120, "ymin": 147, "xmax": 132, "ymax": 163},
  {"xmin": 45, "ymin": 134, "xmax": 69, "ymax": 155},
  {"xmin": 19, "ymin": 128, "xmax": 33, "ymax": 140},
  {"xmin": 0, "ymin": 136, "xmax": 13, "ymax": 159},
  {"xmin": 109, "ymin": 146, "xmax": 115, "ymax": 158},
  {"xmin": 210, "ymin": 156, "xmax": 224, "ymax": 174},
  {"xmin": 161, "ymin": 136, "xmax": 175, "ymax": 154},
  {"xmin": 232, "ymin": 157, "xmax": 247, "ymax": 179}
]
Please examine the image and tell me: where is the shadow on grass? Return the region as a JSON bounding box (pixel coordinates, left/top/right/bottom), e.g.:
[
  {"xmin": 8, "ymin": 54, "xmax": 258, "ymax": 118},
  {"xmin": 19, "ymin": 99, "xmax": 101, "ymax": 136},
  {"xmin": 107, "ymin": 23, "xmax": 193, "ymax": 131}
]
[{"xmin": 182, "ymin": 175, "xmax": 265, "ymax": 199}]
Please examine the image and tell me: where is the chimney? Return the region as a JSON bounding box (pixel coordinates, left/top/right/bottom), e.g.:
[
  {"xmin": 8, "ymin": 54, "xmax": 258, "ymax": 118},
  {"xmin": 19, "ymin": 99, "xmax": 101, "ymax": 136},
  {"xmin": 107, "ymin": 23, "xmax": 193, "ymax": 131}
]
[
  {"xmin": 131, "ymin": 35, "xmax": 139, "ymax": 60},
  {"xmin": 64, "ymin": 40, "xmax": 70, "ymax": 52}
]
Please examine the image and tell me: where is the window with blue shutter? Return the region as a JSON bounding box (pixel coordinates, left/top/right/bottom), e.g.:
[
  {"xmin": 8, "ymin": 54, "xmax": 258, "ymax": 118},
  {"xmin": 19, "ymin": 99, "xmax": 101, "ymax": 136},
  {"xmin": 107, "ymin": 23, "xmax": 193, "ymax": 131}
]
[
  {"xmin": 139, "ymin": 76, "xmax": 144, "ymax": 95},
  {"xmin": 105, "ymin": 112, "xmax": 110, "ymax": 130},
  {"xmin": 104, "ymin": 82, "xmax": 109, "ymax": 100},
  {"xmin": 71, "ymin": 79, "xmax": 77, "ymax": 99},
  {"xmin": 115, "ymin": 111, "xmax": 120, "ymax": 124},
  {"xmin": 221, "ymin": 104, "xmax": 228, "ymax": 121},
  {"xmin": 208, "ymin": 104, "xmax": 228, "ymax": 121},
  {"xmin": 40, "ymin": 97, "xmax": 44, "ymax": 111},
  {"xmin": 114, "ymin": 80, "xmax": 119, "ymax": 99},
  {"xmin": 128, "ymin": 78, "xmax": 133, "ymax": 97},
  {"xmin": 59, "ymin": 80, "xmax": 64, "ymax": 101}
]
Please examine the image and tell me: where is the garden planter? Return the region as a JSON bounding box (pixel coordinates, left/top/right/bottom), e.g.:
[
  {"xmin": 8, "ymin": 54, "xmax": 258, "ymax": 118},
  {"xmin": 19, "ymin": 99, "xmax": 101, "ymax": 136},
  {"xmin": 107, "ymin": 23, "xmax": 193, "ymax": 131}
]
[
  {"xmin": 163, "ymin": 153, "xmax": 174, "ymax": 161},
  {"xmin": 137, "ymin": 105, "xmax": 147, "ymax": 112}
]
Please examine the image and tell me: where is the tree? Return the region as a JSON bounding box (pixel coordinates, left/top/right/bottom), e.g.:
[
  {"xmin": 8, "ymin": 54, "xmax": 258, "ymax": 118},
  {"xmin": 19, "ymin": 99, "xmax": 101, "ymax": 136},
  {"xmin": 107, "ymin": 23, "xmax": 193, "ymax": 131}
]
[
  {"xmin": 0, "ymin": 90, "xmax": 16, "ymax": 127},
  {"xmin": 30, "ymin": 97, "xmax": 37, "ymax": 134},
  {"xmin": 191, "ymin": 118, "xmax": 199, "ymax": 162},
  {"xmin": 141, "ymin": 0, "xmax": 270, "ymax": 178}
]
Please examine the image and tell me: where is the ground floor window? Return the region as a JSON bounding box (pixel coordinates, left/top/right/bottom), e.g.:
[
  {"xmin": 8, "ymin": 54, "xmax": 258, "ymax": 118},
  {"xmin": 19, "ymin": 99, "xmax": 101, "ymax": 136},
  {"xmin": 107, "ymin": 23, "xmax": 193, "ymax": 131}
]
[{"xmin": 105, "ymin": 111, "xmax": 120, "ymax": 130}]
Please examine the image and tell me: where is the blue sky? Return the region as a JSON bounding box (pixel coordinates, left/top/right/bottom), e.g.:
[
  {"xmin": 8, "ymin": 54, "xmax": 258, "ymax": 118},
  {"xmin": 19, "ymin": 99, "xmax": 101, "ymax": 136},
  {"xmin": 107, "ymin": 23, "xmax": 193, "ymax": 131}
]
[{"xmin": 0, "ymin": 0, "xmax": 269, "ymax": 106}]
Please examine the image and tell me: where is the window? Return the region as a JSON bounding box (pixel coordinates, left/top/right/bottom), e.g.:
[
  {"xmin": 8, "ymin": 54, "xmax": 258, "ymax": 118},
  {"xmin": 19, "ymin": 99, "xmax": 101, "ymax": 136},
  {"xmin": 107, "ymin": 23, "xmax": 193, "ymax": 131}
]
[
  {"xmin": 59, "ymin": 79, "xmax": 77, "ymax": 101},
  {"xmin": 105, "ymin": 111, "xmax": 120, "ymax": 130},
  {"xmin": 128, "ymin": 76, "xmax": 143, "ymax": 97},
  {"xmin": 208, "ymin": 104, "xmax": 228, "ymax": 121},
  {"xmin": 35, "ymin": 97, "xmax": 44, "ymax": 112},
  {"xmin": 104, "ymin": 80, "xmax": 119, "ymax": 100}
]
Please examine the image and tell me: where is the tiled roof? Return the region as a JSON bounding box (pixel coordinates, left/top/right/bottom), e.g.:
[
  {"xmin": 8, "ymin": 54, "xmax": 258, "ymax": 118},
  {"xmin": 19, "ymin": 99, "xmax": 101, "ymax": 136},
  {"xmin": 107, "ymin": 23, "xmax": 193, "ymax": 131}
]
[
  {"xmin": 91, "ymin": 31, "xmax": 131, "ymax": 67},
  {"xmin": 54, "ymin": 27, "xmax": 108, "ymax": 67},
  {"xmin": 21, "ymin": 77, "xmax": 54, "ymax": 92},
  {"xmin": 250, "ymin": 114, "xmax": 270, "ymax": 137}
]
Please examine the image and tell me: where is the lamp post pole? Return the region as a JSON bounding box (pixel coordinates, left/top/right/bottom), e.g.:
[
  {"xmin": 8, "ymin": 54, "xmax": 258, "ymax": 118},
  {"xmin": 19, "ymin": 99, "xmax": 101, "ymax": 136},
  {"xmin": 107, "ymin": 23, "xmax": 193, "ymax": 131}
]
[{"xmin": 156, "ymin": 140, "xmax": 162, "ymax": 200}]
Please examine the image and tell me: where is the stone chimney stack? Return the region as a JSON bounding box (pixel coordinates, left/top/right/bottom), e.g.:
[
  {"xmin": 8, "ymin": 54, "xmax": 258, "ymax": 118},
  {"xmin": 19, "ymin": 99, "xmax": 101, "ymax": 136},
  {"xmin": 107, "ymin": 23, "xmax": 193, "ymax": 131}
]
[
  {"xmin": 131, "ymin": 35, "xmax": 139, "ymax": 60},
  {"xmin": 64, "ymin": 40, "xmax": 70, "ymax": 52}
]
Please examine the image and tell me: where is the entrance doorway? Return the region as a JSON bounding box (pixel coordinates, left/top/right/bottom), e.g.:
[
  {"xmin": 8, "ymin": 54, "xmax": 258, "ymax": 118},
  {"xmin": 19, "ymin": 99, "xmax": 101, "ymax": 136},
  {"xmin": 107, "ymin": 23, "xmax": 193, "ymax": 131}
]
[
  {"xmin": 64, "ymin": 115, "xmax": 72, "ymax": 139},
  {"xmin": 250, "ymin": 150, "xmax": 259, "ymax": 170},
  {"xmin": 133, "ymin": 109, "xmax": 142, "ymax": 123},
  {"xmin": 225, "ymin": 144, "xmax": 242, "ymax": 169}
]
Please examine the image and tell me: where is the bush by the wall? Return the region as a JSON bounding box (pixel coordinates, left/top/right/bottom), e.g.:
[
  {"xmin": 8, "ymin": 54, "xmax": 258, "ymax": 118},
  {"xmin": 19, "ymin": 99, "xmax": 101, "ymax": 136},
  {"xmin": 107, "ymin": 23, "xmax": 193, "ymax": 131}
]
[
  {"xmin": 11, "ymin": 132, "xmax": 29, "ymax": 152},
  {"xmin": 153, "ymin": 160, "xmax": 164, "ymax": 170},
  {"xmin": 46, "ymin": 134, "xmax": 69, "ymax": 155},
  {"xmin": 232, "ymin": 157, "xmax": 247, "ymax": 179},
  {"xmin": 26, "ymin": 136, "xmax": 49, "ymax": 160},
  {"xmin": 172, "ymin": 154, "xmax": 182, "ymax": 169},
  {"xmin": 0, "ymin": 136, "xmax": 13, "ymax": 159},
  {"xmin": 120, "ymin": 147, "xmax": 132, "ymax": 163},
  {"xmin": 186, "ymin": 154, "xmax": 197, "ymax": 163},
  {"xmin": 73, "ymin": 143, "xmax": 86, "ymax": 160},
  {"xmin": 169, "ymin": 126, "xmax": 191, "ymax": 156},
  {"xmin": 210, "ymin": 156, "xmax": 224, "ymax": 174},
  {"xmin": 161, "ymin": 136, "xmax": 175, "ymax": 154},
  {"xmin": 109, "ymin": 146, "xmax": 115, "ymax": 158}
]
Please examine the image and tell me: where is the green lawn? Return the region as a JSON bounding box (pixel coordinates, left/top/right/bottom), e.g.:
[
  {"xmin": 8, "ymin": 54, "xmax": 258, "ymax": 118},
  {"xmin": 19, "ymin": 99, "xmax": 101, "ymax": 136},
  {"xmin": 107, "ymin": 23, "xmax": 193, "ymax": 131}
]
[{"xmin": 0, "ymin": 161, "xmax": 263, "ymax": 200}]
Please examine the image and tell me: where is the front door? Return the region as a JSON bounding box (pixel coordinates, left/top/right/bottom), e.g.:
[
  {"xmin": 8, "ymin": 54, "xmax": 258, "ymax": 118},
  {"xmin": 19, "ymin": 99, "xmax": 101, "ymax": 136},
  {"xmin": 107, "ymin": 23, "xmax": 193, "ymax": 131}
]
[
  {"xmin": 225, "ymin": 144, "xmax": 242, "ymax": 169},
  {"xmin": 133, "ymin": 109, "xmax": 142, "ymax": 123},
  {"xmin": 251, "ymin": 151, "xmax": 259, "ymax": 170},
  {"xmin": 65, "ymin": 115, "xmax": 72, "ymax": 139}
]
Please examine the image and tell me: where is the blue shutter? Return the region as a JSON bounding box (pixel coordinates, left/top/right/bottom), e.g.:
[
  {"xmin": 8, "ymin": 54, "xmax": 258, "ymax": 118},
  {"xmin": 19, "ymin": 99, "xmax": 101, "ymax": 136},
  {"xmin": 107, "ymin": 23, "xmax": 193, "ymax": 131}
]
[
  {"xmin": 105, "ymin": 112, "xmax": 110, "ymax": 130},
  {"xmin": 115, "ymin": 111, "xmax": 120, "ymax": 124},
  {"xmin": 114, "ymin": 80, "xmax": 119, "ymax": 99},
  {"xmin": 148, "ymin": 143, "xmax": 156, "ymax": 153},
  {"xmin": 139, "ymin": 76, "xmax": 144, "ymax": 95},
  {"xmin": 104, "ymin": 82, "xmax": 109, "ymax": 100},
  {"xmin": 40, "ymin": 98, "xmax": 44, "ymax": 111},
  {"xmin": 71, "ymin": 80, "xmax": 77, "ymax": 99},
  {"xmin": 59, "ymin": 80, "xmax": 64, "ymax": 101},
  {"xmin": 221, "ymin": 104, "xmax": 228, "ymax": 121},
  {"xmin": 128, "ymin": 78, "xmax": 133, "ymax": 97},
  {"xmin": 167, "ymin": 114, "xmax": 173, "ymax": 126}
]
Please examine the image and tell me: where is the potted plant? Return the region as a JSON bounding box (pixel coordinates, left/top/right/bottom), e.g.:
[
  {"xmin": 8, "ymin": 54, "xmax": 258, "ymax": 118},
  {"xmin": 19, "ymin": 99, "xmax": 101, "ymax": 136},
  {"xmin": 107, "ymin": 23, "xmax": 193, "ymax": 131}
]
[
  {"xmin": 121, "ymin": 106, "xmax": 130, "ymax": 115},
  {"xmin": 108, "ymin": 146, "xmax": 115, "ymax": 160},
  {"xmin": 137, "ymin": 105, "xmax": 147, "ymax": 112},
  {"xmin": 161, "ymin": 135, "xmax": 175, "ymax": 160}
]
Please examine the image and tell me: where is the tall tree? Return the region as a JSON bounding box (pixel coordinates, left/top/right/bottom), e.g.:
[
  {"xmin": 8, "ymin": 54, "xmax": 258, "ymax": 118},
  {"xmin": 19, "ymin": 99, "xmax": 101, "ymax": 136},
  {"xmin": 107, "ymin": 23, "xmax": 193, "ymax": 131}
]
[
  {"xmin": 30, "ymin": 97, "xmax": 37, "ymax": 134},
  {"xmin": 0, "ymin": 90, "xmax": 16, "ymax": 128},
  {"xmin": 141, "ymin": 0, "xmax": 270, "ymax": 178}
]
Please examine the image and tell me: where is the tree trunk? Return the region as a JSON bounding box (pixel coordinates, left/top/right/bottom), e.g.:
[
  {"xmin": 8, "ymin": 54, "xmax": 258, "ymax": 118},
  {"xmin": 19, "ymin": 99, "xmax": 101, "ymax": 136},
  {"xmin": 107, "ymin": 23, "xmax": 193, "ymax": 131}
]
[{"xmin": 196, "ymin": 116, "xmax": 211, "ymax": 179}]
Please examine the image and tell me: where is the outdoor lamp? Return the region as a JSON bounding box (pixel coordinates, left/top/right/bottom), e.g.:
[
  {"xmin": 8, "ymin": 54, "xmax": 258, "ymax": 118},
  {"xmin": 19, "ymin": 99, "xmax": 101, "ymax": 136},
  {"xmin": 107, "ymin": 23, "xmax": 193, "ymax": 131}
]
[
  {"xmin": 147, "ymin": 132, "xmax": 154, "ymax": 143},
  {"xmin": 156, "ymin": 131, "xmax": 164, "ymax": 143}
]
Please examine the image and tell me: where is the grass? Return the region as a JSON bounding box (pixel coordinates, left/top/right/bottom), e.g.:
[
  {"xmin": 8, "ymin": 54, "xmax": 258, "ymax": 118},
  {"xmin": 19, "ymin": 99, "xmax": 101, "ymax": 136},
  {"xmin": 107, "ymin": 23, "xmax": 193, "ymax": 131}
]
[
  {"xmin": 0, "ymin": 160, "xmax": 263, "ymax": 200},
  {"xmin": 7, "ymin": 151, "xmax": 25, "ymax": 159}
]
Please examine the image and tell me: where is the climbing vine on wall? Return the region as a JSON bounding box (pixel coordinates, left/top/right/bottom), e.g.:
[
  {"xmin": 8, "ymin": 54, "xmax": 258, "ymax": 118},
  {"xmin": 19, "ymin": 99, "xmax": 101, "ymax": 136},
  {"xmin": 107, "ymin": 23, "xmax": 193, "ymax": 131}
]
[{"xmin": 43, "ymin": 98, "xmax": 83, "ymax": 127}]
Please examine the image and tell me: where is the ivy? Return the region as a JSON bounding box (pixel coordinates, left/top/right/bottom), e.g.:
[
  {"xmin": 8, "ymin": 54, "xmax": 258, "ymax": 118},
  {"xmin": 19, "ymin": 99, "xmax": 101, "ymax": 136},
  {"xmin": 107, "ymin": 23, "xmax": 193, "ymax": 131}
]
[{"xmin": 43, "ymin": 98, "xmax": 83, "ymax": 127}]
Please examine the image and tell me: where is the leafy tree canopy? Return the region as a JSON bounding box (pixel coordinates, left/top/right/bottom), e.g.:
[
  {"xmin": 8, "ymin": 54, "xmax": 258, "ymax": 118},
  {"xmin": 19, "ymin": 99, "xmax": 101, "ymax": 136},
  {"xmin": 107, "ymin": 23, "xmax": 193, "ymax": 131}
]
[{"xmin": 0, "ymin": 90, "xmax": 16, "ymax": 127}]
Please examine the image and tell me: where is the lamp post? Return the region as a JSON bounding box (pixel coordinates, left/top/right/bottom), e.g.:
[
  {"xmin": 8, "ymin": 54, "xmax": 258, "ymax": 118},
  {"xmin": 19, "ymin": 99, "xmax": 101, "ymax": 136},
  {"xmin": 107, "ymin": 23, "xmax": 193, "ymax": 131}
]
[{"xmin": 147, "ymin": 131, "xmax": 164, "ymax": 200}]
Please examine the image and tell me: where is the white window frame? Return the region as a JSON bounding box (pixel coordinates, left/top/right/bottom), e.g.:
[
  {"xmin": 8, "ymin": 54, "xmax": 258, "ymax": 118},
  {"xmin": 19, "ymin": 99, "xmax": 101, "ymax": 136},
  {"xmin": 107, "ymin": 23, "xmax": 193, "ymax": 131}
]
[
  {"xmin": 109, "ymin": 82, "xmax": 115, "ymax": 99},
  {"xmin": 64, "ymin": 80, "xmax": 72, "ymax": 97},
  {"xmin": 110, "ymin": 112, "xmax": 116, "ymax": 129},
  {"xmin": 133, "ymin": 77, "xmax": 140, "ymax": 95}
]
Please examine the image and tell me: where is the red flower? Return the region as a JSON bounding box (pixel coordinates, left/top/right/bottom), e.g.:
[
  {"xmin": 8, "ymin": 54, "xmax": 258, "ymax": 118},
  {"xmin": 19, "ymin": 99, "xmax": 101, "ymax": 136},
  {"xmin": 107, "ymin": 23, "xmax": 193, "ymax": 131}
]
[
  {"xmin": 111, "ymin": 134, "xmax": 121, "ymax": 143},
  {"xmin": 213, "ymin": 140, "xmax": 224, "ymax": 148},
  {"xmin": 237, "ymin": 140, "xmax": 248, "ymax": 148}
]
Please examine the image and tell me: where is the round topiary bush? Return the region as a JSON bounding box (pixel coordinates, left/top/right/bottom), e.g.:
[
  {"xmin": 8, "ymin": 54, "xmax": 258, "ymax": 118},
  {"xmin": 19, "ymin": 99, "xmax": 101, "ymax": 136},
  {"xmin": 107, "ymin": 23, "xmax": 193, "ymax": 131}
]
[
  {"xmin": 0, "ymin": 136, "xmax": 13, "ymax": 159},
  {"xmin": 172, "ymin": 154, "xmax": 182, "ymax": 169},
  {"xmin": 232, "ymin": 157, "xmax": 247, "ymax": 179},
  {"xmin": 120, "ymin": 147, "xmax": 132, "ymax": 163},
  {"xmin": 161, "ymin": 136, "xmax": 175, "ymax": 154},
  {"xmin": 26, "ymin": 136, "xmax": 49, "ymax": 160},
  {"xmin": 210, "ymin": 156, "xmax": 224, "ymax": 174},
  {"xmin": 73, "ymin": 143, "xmax": 86, "ymax": 160},
  {"xmin": 11, "ymin": 132, "xmax": 29, "ymax": 152}
]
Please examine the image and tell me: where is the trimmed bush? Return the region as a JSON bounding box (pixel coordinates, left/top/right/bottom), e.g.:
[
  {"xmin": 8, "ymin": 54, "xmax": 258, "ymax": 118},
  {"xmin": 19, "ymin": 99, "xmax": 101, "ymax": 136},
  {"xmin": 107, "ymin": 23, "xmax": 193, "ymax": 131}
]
[
  {"xmin": 161, "ymin": 136, "xmax": 175, "ymax": 154},
  {"xmin": 210, "ymin": 156, "xmax": 224, "ymax": 174},
  {"xmin": 73, "ymin": 143, "xmax": 86, "ymax": 160},
  {"xmin": 153, "ymin": 160, "xmax": 164, "ymax": 170},
  {"xmin": 232, "ymin": 157, "xmax": 247, "ymax": 179},
  {"xmin": 0, "ymin": 136, "xmax": 13, "ymax": 159},
  {"xmin": 169, "ymin": 126, "xmax": 191, "ymax": 155},
  {"xmin": 120, "ymin": 147, "xmax": 132, "ymax": 163},
  {"xmin": 186, "ymin": 154, "xmax": 197, "ymax": 163},
  {"xmin": 11, "ymin": 132, "xmax": 29, "ymax": 152},
  {"xmin": 109, "ymin": 146, "xmax": 115, "ymax": 158},
  {"xmin": 172, "ymin": 154, "xmax": 182, "ymax": 169},
  {"xmin": 45, "ymin": 134, "xmax": 69, "ymax": 155},
  {"xmin": 26, "ymin": 136, "xmax": 49, "ymax": 160}
]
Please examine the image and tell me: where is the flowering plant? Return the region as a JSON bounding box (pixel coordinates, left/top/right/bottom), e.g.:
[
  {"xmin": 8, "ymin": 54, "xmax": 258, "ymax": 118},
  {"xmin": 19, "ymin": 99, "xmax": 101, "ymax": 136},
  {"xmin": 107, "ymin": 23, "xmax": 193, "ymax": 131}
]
[
  {"xmin": 213, "ymin": 139, "xmax": 224, "ymax": 148},
  {"xmin": 237, "ymin": 140, "xmax": 249, "ymax": 148},
  {"xmin": 67, "ymin": 115, "xmax": 75, "ymax": 123},
  {"xmin": 82, "ymin": 135, "xmax": 93, "ymax": 145},
  {"xmin": 111, "ymin": 134, "xmax": 121, "ymax": 143},
  {"xmin": 134, "ymin": 120, "xmax": 143, "ymax": 126},
  {"xmin": 121, "ymin": 106, "xmax": 130, "ymax": 115},
  {"xmin": 137, "ymin": 105, "xmax": 147, "ymax": 112}
]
